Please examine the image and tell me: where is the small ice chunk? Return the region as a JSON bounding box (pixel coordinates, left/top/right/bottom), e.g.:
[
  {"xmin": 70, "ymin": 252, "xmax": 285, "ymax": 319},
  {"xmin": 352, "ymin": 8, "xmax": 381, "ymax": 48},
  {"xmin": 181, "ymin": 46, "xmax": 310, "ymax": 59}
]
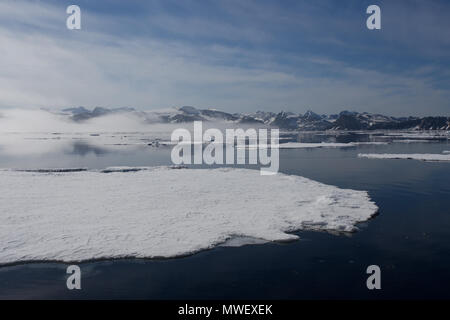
[{"xmin": 358, "ymin": 153, "xmax": 450, "ymax": 162}]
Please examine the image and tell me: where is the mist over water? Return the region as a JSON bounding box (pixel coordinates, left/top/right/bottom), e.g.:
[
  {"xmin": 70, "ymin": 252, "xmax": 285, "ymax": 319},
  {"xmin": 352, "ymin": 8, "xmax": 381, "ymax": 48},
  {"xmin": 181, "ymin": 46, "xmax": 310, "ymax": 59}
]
[
  {"xmin": 0, "ymin": 108, "xmax": 162, "ymax": 133},
  {"xmin": 0, "ymin": 108, "xmax": 272, "ymax": 158}
]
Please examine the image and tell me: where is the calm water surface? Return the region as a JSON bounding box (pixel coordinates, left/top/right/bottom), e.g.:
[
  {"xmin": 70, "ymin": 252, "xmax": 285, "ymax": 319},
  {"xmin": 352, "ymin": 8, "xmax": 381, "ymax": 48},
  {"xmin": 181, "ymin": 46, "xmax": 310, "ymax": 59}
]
[{"xmin": 0, "ymin": 133, "xmax": 449, "ymax": 299}]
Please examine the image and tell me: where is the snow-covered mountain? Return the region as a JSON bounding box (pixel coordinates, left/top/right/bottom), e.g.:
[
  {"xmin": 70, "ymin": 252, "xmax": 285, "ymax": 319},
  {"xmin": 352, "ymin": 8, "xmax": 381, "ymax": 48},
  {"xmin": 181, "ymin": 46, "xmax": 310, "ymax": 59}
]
[{"xmin": 59, "ymin": 106, "xmax": 450, "ymax": 131}]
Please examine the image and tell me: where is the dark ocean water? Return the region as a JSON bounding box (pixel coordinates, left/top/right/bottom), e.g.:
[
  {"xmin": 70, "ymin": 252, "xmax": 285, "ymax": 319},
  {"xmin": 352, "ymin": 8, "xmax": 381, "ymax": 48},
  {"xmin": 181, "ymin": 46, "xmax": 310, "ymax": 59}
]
[{"xmin": 0, "ymin": 134, "xmax": 449, "ymax": 299}]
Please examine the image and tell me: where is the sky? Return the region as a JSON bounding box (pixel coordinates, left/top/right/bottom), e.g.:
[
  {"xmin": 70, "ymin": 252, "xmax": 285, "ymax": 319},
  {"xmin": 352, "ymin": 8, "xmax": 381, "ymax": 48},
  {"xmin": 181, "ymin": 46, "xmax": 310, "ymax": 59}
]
[{"xmin": 0, "ymin": 0, "xmax": 449, "ymax": 116}]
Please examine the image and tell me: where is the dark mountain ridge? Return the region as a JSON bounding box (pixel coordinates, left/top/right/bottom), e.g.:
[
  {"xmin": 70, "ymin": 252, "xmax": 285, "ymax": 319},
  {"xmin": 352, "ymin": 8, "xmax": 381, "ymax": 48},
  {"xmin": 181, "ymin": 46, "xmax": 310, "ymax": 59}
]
[{"xmin": 59, "ymin": 106, "xmax": 450, "ymax": 131}]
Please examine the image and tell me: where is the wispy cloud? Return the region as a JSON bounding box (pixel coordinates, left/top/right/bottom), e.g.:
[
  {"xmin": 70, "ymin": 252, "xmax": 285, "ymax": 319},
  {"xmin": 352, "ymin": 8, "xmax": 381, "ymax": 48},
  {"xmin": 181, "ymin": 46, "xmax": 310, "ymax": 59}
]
[{"xmin": 0, "ymin": 0, "xmax": 449, "ymax": 116}]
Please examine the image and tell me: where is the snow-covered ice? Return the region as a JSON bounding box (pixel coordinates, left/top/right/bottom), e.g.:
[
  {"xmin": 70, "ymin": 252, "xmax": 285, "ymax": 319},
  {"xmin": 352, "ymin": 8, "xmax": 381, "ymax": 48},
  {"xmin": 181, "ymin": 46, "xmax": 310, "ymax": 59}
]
[
  {"xmin": 0, "ymin": 167, "xmax": 378, "ymax": 264},
  {"xmin": 278, "ymin": 142, "xmax": 356, "ymax": 149},
  {"xmin": 270, "ymin": 142, "xmax": 387, "ymax": 149},
  {"xmin": 392, "ymin": 139, "xmax": 435, "ymax": 143},
  {"xmin": 239, "ymin": 142, "xmax": 387, "ymax": 149},
  {"xmin": 381, "ymin": 132, "xmax": 449, "ymax": 139},
  {"xmin": 358, "ymin": 153, "xmax": 450, "ymax": 162},
  {"xmin": 350, "ymin": 142, "xmax": 389, "ymax": 145},
  {"xmin": 238, "ymin": 142, "xmax": 358, "ymax": 149}
]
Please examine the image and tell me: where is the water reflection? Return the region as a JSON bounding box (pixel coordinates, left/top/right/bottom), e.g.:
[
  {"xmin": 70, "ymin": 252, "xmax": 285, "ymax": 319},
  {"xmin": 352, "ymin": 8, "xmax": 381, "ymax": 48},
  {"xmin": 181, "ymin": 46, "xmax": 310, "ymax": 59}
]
[{"xmin": 67, "ymin": 141, "xmax": 110, "ymax": 156}]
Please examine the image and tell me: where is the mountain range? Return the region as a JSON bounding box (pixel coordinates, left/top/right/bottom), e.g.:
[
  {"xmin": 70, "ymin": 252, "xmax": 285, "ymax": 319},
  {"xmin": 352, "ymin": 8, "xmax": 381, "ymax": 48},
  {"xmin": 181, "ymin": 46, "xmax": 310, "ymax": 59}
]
[{"xmin": 60, "ymin": 106, "xmax": 450, "ymax": 131}]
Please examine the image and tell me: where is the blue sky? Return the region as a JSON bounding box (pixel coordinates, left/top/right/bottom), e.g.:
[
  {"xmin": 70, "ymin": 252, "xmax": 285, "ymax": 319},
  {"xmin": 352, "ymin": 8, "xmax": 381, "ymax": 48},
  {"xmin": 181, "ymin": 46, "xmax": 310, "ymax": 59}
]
[{"xmin": 0, "ymin": 0, "xmax": 449, "ymax": 116}]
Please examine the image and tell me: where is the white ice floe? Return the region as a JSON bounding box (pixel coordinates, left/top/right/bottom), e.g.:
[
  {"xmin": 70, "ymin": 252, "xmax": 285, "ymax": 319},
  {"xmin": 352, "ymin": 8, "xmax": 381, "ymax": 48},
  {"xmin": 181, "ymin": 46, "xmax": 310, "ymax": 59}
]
[
  {"xmin": 274, "ymin": 142, "xmax": 387, "ymax": 149},
  {"xmin": 358, "ymin": 153, "xmax": 450, "ymax": 162},
  {"xmin": 0, "ymin": 167, "xmax": 378, "ymax": 264},
  {"xmin": 237, "ymin": 142, "xmax": 356, "ymax": 149},
  {"xmin": 350, "ymin": 142, "xmax": 389, "ymax": 145},
  {"xmin": 443, "ymin": 151, "xmax": 450, "ymax": 154},
  {"xmin": 278, "ymin": 142, "xmax": 355, "ymax": 149},
  {"xmin": 382, "ymin": 132, "xmax": 449, "ymax": 139},
  {"xmin": 168, "ymin": 141, "xmax": 387, "ymax": 150},
  {"xmin": 392, "ymin": 139, "xmax": 435, "ymax": 143}
]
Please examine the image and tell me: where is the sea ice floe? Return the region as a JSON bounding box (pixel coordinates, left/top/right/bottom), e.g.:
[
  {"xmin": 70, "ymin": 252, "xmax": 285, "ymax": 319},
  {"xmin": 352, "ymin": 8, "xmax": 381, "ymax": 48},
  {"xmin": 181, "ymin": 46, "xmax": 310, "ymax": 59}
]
[
  {"xmin": 220, "ymin": 142, "xmax": 350, "ymax": 150},
  {"xmin": 350, "ymin": 142, "xmax": 389, "ymax": 145},
  {"xmin": 392, "ymin": 139, "xmax": 435, "ymax": 143},
  {"xmin": 358, "ymin": 153, "xmax": 450, "ymax": 162},
  {"xmin": 382, "ymin": 132, "xmax": 449, "ymax": 140},
  {"xmin": 278, "ymin": 142, "xmax": 356, "ymax": 149},
  {"xmin": 276, "ymin": 142, "xmax": 388, "ymax": 149},
  {"xmin": 0, "ymin": 167, "xmax": 378, "ymax": 264},
  {"xmin": 239, "ymin": 142, "xmax": 387, "ymax": 149}
]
